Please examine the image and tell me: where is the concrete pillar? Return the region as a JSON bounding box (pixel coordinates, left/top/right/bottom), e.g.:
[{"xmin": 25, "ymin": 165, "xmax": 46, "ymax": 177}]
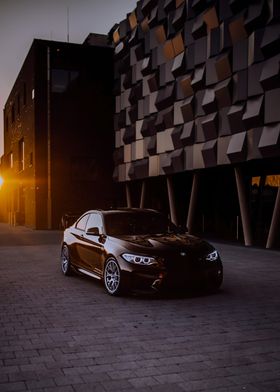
[
  {"xmin": 266, "ymin": 186, "xmax": 280, "ymax": 249},
  {"xmin": 234, "ymin": 167, "xmax": 253, "ymax": 246},
  {"xmin": 140, "ymin": 180, "xmax": 146, "ymax": 209},
  {"xmin": 166, "ymin": 176, "xmax": 178, "ymax": 225},
  {"xmin": 47, "ymin": 46, "xmax": 52, "ymax": 229},
  {"xmin": 125, "ymin": 183, "xmax": 132, "ymax": 208},
  {"xmin": 187, "ymin": 172, "xmax": 199, "ymax": 234}
]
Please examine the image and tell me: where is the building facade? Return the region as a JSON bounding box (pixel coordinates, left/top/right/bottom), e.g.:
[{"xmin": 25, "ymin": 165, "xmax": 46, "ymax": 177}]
[
  {"xmin": 109, "ymin": 0, "xmax": 280, "ymax": 248},
  {"xmin": 1, "ymin": 38, "xmax": 114, "ymax": 229}
]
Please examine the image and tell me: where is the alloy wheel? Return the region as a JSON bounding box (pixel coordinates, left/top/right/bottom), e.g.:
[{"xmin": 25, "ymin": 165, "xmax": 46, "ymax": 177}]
[
  {"xmin": 61, "ymin": 245, "xmax": 71, "ymax": 275},
  {"xmin": 104, "ymin": 259, "xmax": 121, "ymax": 295}
]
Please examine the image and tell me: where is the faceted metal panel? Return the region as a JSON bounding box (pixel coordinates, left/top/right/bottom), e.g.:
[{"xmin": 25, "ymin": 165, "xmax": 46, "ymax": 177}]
[
  {"xmin": 201, "ymin": 112, "xmax": 218, "ymax": 140},
  {"xmin": 156, "ymin": 128, "xmax": 174, "ymax": 153},
  {"xmin": 258, "ymin": 124, "xmax": 280, "ymax": 157},
  {"xmin": 174, "ymin": 101, "xmax": 184, "ymax": 125},
  {"xmin": 232, "ymin": 39, "xmax": 248, "ymax": 72},
  {"xmin": 242, "ymin": 95, "xmax": 264, "ymax": 129},
  {"xmin": 261, "ymin": 23, "xmax": 280, "ymax": 57},
  {"xmin": 227, "ymin": 104, "xmax": 244, "ymax": 133},
  {"xmin": 219, "ymin": 107, "xmax": 232, "ymax": 136},
  {"xmin": 171, "ymin": 125, "xmax": 183, "ymax": 149},
  {"xmin": 227, "ymin": 131, "xmax": 247, "ymax": 163},
  {"xmin": 215, "ymin": 53, "xmax": 231, "ymax": 82},
  {"xmin": 193, "ymin": 143, "xmax": 205, "ymax": 169},
  {"xmin": 110, "ymin": 0, "xmax": 280, "ymax": 181},
  {"xmin": 214, "ymin": 78, "xmax": 232, "ymax": 109},
  {"xmin": 159, "ymin": 152, "xmax": 172, "ymax": 174},
  {"xmin": 203, "ymin": 7, "xmax": 219, "ymax": 30},
  {"xmin": 232, "ymin": 70, "xmax": 248, "ymax": 103},
  {"xmin": 170, "ymin": 148, "xmax": 184, "ymax": 172},
  {"xmin": 149, "ymin": 155, "xmax": 160, "ymax": 176},
  {"xmin": 248, "ymin": 61, "xmax": 264, "ymax": 97},
  {"xmin": 217, "ymin": 136, "xmax": 231, "ymax": 165},
  {"xmin": 229, "ymin": 16, "xmax": 247, "ymax": 45},
  {"xmin": 124, "ymin": 144, "xmax": 132, "ymax": 163},
  {"xmin": 147, "ymin": 135, "xmax": 157, "ymax": 155},
  {"xmin": 181, "ymin": 96, "xmax": 194, "ymax": 122},
  {"xmin": 260, "ymin": 55, "xmax": 280, "ymax": 91},
  {"xmin": 184, "ymin": 145, "xmax": 194, "ymax": 170},
  {"xmin": 202, "ymin": 89, "xmax": 216, "ymax": 114},
  {"xmin": 178, "ymin": 74, "xmax": 193, "ymax": 98},
  {"xmin": 194, "ymin": 36, "xmax": 207, "ymax": 66},
  {"xmin": 247, "ymin": 127, "xmax": 263, "ymax": 161},
  {"xmin": 181, "ymin": 120, "xmax": 195, "ymax": 146},
  {"xmin": 265, "ymin": 88, "xmax": 280, "ymax": 124},
  {"xmin": 202, "ymin": 139, "xmax": 217, "ymax": 167}
]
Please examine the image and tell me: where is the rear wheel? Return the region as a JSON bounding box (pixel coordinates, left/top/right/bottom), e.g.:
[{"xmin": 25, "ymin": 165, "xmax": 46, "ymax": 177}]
[
  {"xmin": 61, "ymin": 244, "xmax": 72, "ymax": 276},
  {"xmin": 104, "ymin": 258, "xmax": 123, "ymax": 296}
]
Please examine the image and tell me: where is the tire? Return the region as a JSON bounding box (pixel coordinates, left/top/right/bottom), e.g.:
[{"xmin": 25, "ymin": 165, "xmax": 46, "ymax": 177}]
[
  {"xmin": 208, "ymin": 271, "xmax": 223, "ymax": 293},
  {"xmin": 61, "ymin": 244, "xmax": 72, "ymax": 276},
  {"xmin": 104, "ymin": 258, "xmax": 123, "ymax": 296}
]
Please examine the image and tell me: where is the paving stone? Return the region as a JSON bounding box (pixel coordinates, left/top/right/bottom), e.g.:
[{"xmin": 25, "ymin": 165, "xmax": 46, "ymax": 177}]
[{"xmin": 0, "ymin": 224, "xmax": 280, "ymax": 391}]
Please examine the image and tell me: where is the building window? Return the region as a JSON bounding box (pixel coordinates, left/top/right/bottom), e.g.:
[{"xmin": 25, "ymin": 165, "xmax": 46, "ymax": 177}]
[
  {"xmin": 7, "ymin": 152, "xmax": 13, "ymax": 168},
  {"xmin": 18, "ymin": 139, "xmax": 25, "ymax": 172},
  {"xmin": 51, "ymin": 69, "xmax": 79, "ymax": 93}
]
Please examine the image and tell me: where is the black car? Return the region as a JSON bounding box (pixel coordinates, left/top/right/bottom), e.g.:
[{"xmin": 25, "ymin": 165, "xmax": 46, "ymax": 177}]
[{"xmin": 60, "ymin": 208, "xmax": 223, "ymax": 295}]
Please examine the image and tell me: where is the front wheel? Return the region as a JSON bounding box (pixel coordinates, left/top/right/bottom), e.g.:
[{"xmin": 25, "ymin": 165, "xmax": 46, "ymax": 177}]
[
  {"xmin": 60, "ymin": 244, "xmax": 72, "ymax": 276},
  {"xmin": 104, "ymin": 258, "xmax": 123, "ymax": 296}
]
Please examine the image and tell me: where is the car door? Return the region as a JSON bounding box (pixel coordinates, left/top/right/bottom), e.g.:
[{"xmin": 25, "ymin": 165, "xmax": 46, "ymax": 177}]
[
  {"xmin": 78, "ymin": 212, "xmax": 105, "ymax": 276},
  {"xmin": 70, "ymin": 213, "xmax": 90, "ymax": 269}
]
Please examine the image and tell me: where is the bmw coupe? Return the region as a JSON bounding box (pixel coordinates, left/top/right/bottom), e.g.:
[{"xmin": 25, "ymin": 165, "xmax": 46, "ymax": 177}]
[{"xmin": 60, "ymin": 208, "xmax": 223, "ymax": 295}]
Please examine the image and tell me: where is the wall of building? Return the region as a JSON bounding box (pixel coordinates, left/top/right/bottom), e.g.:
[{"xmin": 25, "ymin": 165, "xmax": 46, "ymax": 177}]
[
  {"xmin": 111, "ymin": 0, "xmax": 280, "ymax": 180},
  {"xmin": 109, "ymin": 0, "xmax": 280, "ymax": 248},
  {"xmin": 2, "ymin": 43, "xmax": 37, "ymax": 227},
  {"xmin": 2, "ymin": 39, "xmax": 114, "ymax": 229}
]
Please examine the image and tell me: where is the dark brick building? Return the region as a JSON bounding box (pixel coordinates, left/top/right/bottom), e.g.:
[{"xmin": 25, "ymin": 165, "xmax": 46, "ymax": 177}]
[
  {"xmin": 109, "ymin": 0, "xmax": 280, "ymax": 248},
  {"xmin": 1, "ymin": 38, "xmax": 114, "ymax": 229}
]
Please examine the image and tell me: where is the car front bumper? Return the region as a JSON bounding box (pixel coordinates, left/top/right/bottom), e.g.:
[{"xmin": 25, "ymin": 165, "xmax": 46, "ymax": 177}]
[{"xmin": 117, "ymin": 256, "xmax": 223, "ymax": 292}]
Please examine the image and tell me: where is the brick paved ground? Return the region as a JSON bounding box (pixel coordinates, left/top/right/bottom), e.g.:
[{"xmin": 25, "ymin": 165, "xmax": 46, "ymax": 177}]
[{"xmin": 0, "ymin": 222, "xmax": 280, "ymax": 392}]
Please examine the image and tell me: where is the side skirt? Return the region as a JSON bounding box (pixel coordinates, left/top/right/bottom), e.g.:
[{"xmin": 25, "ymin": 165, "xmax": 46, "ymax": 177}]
[{"xmin": 77, "ymin": 268, "xmax": 102, "ymax": 280}]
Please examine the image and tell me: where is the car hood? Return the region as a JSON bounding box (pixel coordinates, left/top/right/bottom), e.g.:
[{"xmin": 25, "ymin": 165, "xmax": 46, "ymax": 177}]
[{"xmin": 110, "ymin": 233, "xmax": 214, "ymax": 254}]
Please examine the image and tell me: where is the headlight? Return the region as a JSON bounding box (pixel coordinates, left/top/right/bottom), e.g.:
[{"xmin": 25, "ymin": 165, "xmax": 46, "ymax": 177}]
[
  {"xmin": 122, "ymin": 253, "xmax": 158, "ymax": 266},
  {"xmin": 205, "ymin": 250, "xmax": 219, "ymax": 261}
]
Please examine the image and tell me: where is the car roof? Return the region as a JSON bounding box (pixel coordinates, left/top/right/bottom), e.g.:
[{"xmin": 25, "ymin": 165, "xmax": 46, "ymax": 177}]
[{"xmin": 81, "ymin": 208, "xmax": 161, "ymax": 216}]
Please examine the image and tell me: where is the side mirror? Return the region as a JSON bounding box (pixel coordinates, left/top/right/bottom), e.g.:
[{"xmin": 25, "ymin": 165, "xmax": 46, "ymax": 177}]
[{"xmin": 86, "ymin": 227, "xmax": 100, "ymax": 236}]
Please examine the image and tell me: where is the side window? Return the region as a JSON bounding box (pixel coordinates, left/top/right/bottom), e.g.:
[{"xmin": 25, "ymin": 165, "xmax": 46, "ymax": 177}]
[
  {"xmin": 76, "ymin": 214, "xmax": 89, "ymax": 231},
  {"xmin": 86, "ymin": 213, "xmax": 103, "ymax": 233}
]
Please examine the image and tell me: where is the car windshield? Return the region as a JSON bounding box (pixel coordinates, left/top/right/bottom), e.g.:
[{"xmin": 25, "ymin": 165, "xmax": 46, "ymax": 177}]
[{"xmin": 104, "ymin": 211, "xmax": 177, "ymax": 236}]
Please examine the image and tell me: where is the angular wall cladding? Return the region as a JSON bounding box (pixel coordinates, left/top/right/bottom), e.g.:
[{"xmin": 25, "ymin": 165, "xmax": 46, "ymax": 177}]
[{"xmin": 109, "ymin": 0, "xmax": 280, "ymax": 182}]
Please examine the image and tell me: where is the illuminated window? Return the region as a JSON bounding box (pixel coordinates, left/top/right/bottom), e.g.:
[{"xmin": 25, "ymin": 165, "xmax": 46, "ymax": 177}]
[
  {"xmin": 251, "ymin": 176, "xmax": 260, "ymax": 186},
  {"xmin": 265, "ymin": 175, "xmax": 280, "ymax": 187},
  {"xmin": 8, "ymin": 152, "xmax": 13, "ymax": 168}
]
